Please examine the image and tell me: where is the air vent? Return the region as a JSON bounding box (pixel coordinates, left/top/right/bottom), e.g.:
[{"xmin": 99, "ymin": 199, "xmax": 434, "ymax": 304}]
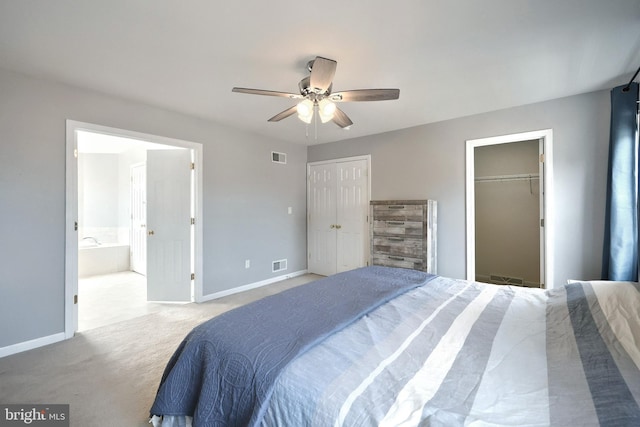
[
  {"xmin": 272, "ymin": 259, "xmax": 287, "ymax": 272},
  {"xmin": 271, "ymin": 151, "xmax": 287, "ymax": 164},
  {"xmin": 490, "ymin": 274, "xmax": 524, "ymax": 286}
]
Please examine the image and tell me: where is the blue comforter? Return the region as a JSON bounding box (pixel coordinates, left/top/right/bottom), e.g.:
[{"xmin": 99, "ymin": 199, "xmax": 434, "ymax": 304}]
[{"xmin": 150, "ymin": 266, "xmax": 435, "ymax": 426}]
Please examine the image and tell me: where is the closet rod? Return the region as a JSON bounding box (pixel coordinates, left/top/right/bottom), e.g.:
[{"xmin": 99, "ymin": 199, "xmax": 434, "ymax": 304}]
[{"xmin": 475, "ymin": 173, "xmax": 539, "ymax": 183}]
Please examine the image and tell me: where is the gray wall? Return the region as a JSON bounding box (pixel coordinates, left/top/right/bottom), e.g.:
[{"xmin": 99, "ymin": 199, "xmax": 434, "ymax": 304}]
[
  {"xmin": 0, "ymin": 68, "xmax": 307, "ymax": 349},
  {"xmin": 309, "ymin": 90, "xmax": 610, "ymax": 285}
]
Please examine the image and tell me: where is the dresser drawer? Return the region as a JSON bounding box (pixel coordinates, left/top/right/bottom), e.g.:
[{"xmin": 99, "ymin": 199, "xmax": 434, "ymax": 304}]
[
  {"xmin": 372, "ymin": 236, "xmax": 424, "ymax": 258},
  {"xmin": 373, "ymin": 220, "xmax": 423, "ymax": 236},
  {"xmin": 372, "ymin": 254, "xmax": 425, "ymax": 271},
  {"xmin": 372, "ymin": 204, "xmax": 424, "ymax": 221}
]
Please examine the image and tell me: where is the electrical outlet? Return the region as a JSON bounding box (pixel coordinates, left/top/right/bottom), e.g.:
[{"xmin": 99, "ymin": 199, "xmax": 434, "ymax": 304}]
[
  {"xmin": 245, "ymin": 260, "xmax": 250, "ymax": 269},
  {"xmin": 288, "ymin": 206, "xmax": 293, "ymax": 214}
]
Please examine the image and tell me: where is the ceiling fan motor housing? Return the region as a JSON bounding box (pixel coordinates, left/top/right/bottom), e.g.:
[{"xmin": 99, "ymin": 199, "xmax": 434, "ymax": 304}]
[{"xmin": 298, "ymin": 76, "xmax": 331, "ymax": 98}]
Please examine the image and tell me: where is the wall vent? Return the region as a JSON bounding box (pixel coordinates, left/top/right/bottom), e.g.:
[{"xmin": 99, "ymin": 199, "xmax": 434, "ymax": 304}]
[
  {"xmin": 272, "ymin": 259, "xmax": 287, "ymax": 272},
  {"xmin": 271, "ymin": 151, "xmax": 287, "ymax": 164},
  {"xmin": 489, "ymin": 274, "xmax": 524, "ymax": 286}
]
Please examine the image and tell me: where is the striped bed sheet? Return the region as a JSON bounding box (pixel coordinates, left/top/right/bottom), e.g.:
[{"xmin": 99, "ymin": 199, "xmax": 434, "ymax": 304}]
[{"xmin": 260, "ymin": 276, "xmax": 640, "ymax": 426}]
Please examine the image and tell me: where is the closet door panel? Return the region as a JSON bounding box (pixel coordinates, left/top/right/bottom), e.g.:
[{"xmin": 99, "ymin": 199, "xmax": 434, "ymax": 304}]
[
  {"xmin": 308, "ymin": 158, "xmax": 370, "ymax": 276},
  {"xmin": 308, "ymin": 164, "xmax": 337, "ymax": 276},
  {"xmin": 336, "ymin": 160, "xmax": 368, "ymax": 273}
]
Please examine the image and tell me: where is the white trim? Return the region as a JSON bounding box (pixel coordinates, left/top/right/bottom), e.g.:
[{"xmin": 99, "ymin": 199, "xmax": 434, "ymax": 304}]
[
  {"xmin": 199, "ymin": 269, "xmax": 309, "ymax": 302},
  {"xmin": 0, "ymin": 333, "xmax": 66, "ymax": 359},
  {"xmin": 465, "ymin": 129, "xmax": 554, "ymax": 289},
  {"xmin": 307, "ymin": 154, "xmax": 372, "ymax": 166},
  {"xmin": 65, "ymin": 120, "xmax": 205, "ymax": 339},
  {"xmin": 65, "ymin": 121, "xmax": 79, "ymax": 338}
]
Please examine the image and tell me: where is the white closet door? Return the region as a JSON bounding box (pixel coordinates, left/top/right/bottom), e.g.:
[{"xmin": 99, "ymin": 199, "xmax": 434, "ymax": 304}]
[
  {"xmin": 308, "ymin": 157, "xmax": 369, "ymax": 276},
  {"xmin": 146, "ymin": 149, "xmax": 192, "ymax": 302},
  {"xmin": 336, "ymin": 159, "xmax": 368, "ymax": 272},
  {"xmin": 308, "ymin": 163, "xmax": 337, "ymax": 276}
]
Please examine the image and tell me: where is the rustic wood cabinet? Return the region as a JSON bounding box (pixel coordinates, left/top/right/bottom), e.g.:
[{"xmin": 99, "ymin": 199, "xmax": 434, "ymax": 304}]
[{"xmin": 370, "ymin": 200, "xmax": 437, "ymax": 273}]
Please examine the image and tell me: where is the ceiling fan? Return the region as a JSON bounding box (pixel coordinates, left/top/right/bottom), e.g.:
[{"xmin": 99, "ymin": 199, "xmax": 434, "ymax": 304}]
[{"xmin": 232, "ymin": 56, "xmax": 400, "ymax": 129}]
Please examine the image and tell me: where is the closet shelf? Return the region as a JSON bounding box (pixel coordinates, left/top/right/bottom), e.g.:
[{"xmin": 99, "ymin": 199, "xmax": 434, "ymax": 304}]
[{"xmin": 475, "ymin": 173, "xmax": 539, "ymax": 183}]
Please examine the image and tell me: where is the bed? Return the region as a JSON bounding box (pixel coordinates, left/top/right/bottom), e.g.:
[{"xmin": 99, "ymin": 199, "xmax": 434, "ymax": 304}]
[{"xmin": 149, "ymin": 266, "xmax": 640, "ymax": 426}]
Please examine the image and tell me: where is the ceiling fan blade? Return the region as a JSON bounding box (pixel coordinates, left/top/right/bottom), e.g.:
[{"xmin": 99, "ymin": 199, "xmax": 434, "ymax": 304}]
[
  {"xmin": 330, "ymin": 89, "xmax": 400, "ymax": 102},
  {"xmin": 310, "ymin": 57, "xmax": 337, "ymax": 93},
  {"xmin": 232, "ymin": 87, "xmax": 303, "ymax": 99},
  {"xmin": 332, "ymin": 107, "xmax": 353, "ymax": 128},
  {"xmin": 268, "ymin": 105, "xmax": 298, "ymax": 122}
]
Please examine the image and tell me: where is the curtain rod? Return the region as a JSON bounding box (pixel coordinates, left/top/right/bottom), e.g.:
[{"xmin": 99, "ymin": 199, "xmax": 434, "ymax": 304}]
[{"xmin": 623, "ymin": 64, "xmax": 640, "ymax": 92}]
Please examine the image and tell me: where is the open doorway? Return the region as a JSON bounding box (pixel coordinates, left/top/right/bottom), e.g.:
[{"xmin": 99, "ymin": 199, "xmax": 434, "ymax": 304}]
[
  {"xmin": 465, "ymin": 129, "xmax": 554, "ymax": 289},
  {"xmin": 65, "ymin": 121, "xmax": 203, "ymax": 336}
]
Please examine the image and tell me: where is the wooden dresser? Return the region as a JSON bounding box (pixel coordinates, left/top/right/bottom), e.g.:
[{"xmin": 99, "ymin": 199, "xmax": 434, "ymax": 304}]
[{"xmin": 370, "ymin": 200, "xmax": 437, "ymax": 273}]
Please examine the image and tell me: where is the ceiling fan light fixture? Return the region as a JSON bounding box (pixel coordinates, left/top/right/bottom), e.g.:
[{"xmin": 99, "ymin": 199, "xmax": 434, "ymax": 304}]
[
  {"xmin": 296, "ymin": 99, "xmax": 314, "ymax": 123},
  {"xmin": 318, "ymin": 98, "xmax": 336, "ymax": 123}
]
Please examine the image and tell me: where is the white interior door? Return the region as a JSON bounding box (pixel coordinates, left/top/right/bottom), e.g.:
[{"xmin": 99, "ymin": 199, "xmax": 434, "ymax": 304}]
[
  {"xmin": 308, "ymin": 163, "xmax": 337, "ymax": 276},
  {"xmin": 146, "ymin": 149, "xmax": 192, "ymax": 302},
  {"xmin": 308, "ymin": 157, "xmax": 369, "ymax": 276},
  {"xmin": 336, "ymin": 160, "xmax": 368, "ymax": 272},
  {"xmin": 130, "ymin": 163, "xmax": 147, "ymax": 275}
]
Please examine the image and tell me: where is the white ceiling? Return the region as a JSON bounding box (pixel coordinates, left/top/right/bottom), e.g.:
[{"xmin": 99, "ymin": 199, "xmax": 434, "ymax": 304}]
[{"xmin": 1, "ymin": 1, "xmax": 639, "ymax": 145}]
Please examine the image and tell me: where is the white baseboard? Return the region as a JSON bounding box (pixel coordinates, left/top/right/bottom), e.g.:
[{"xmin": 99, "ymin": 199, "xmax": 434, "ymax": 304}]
[
  {"xmin": 0, "ymin": 332, "xmax": 66, "ymax": 359},
  {"xmin": 199, "ymin": 269, "xmax": 309, "ymax": 302},
  {"xmin": 1, "ymin": 270, "xmax": 310, "ymax": 357}
]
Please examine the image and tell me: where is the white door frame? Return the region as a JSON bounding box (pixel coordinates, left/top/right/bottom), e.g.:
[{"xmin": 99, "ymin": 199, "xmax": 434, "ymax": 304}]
[
  {"xmin": 64, "ymin": 120, "xmax": 204, "ymax": 338},
  {"xmin": 465, "ymin": 129, "xmax": 554, "ymax": 288},
  {"xmin": 130, "ymin": 162, "xmax": 147, "ymax": 275},
  {"xmin": 307, "ymin": 154, "xmax": 372, "ymax": 274}
]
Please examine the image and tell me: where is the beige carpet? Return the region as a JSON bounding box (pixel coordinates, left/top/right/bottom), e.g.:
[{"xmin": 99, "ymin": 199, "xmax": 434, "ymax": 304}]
[{"xmin": 0, "ymin": 274, "xmax": 320, "ymax": 427}]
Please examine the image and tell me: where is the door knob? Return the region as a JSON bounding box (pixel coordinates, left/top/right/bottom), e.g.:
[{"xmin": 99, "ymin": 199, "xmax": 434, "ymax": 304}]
[
  {"xmin": 335, "ymin": 225, "xmax": 342, "ymax": 229},
  {"xmin": 330, "ymin": 224, "xmax": 336, "ymax": 229},
  {"xmin": 148, "ymin": 230, "xmax": 155, "ymax": 236}
]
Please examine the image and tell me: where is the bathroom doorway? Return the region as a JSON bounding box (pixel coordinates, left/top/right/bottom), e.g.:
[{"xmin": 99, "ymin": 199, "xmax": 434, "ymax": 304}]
[{"xmin": 65, "ymin": 121, "xmax": 203, "ymax": 336}]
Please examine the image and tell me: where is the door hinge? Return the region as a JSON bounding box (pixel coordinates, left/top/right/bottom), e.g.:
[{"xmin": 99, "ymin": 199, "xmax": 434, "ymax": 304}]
[
  {"xmin": 191, "ymin": 217, "xmax": 195, "ymax": 225},
  {"xmin": 74, "ymin": 295, "xmax": 78, "ymax": 304},
  {"xmin": 541, "ymin": 218, "xmax": 545, "ymax": 227},
  {"xmin": 190, "ymin": 162, "xmax": 195, "ymax": 170},
  {"xmin": 539, "ymin": 153, "xmax": 545, "ymax": 163},
  {"xmin": 74, "ymin": 221, "xmax": 78, "ymax": 231},
  {"xmin": 191, "ymin": 273, "xmax": 195, "ymax": 281},
  {"xmin": 73, "ymin": 148, "xmax": 78, "ymax": 158}
]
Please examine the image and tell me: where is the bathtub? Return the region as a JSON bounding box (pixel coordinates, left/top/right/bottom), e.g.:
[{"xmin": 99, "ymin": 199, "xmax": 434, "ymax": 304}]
[{"xmin": 79, "ymin": 242, "xmax": 131, "ymax": 278}]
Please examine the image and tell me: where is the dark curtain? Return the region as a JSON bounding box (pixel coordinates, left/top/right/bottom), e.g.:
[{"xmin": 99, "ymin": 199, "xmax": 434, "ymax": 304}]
[{"xmin": 602, "ymin": 82, "xmax": 639, "ymax": 281}]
